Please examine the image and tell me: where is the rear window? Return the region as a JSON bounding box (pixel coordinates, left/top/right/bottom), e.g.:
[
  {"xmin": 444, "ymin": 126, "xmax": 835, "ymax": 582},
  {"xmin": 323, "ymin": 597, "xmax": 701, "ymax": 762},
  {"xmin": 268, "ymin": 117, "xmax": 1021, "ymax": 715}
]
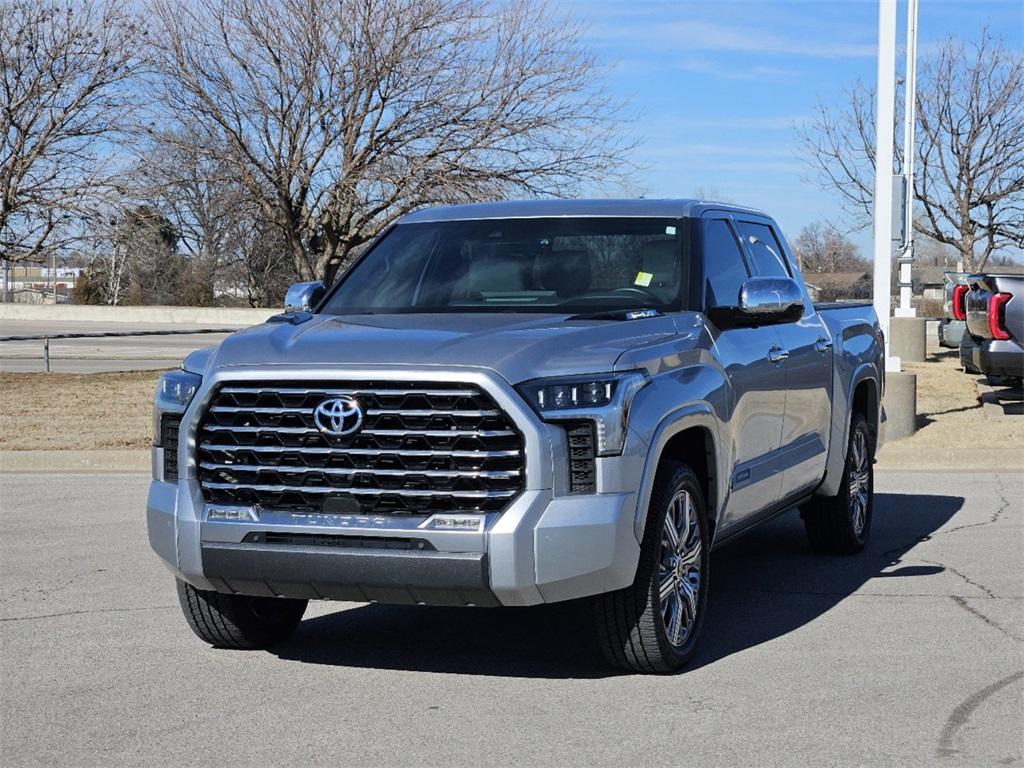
[{"xmin": 736, "ymin": 221, "xmax": 791, "ymax": 278}]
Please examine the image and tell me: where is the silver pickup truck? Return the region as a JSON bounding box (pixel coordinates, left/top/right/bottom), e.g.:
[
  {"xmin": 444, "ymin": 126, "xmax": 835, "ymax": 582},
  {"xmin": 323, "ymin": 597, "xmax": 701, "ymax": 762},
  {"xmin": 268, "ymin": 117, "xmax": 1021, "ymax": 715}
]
[{"xmin": 149, "ymin": 199, "xmax": 884, "ymax": 673}]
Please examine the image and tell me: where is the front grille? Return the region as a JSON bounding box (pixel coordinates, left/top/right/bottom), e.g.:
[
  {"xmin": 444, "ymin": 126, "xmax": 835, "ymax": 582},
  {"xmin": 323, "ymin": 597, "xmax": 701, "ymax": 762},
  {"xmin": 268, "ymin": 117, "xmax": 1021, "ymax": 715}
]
[
  {"xmin": 242, "ymin": 532, "xmax": 435, "ymax": 550},
  {"xmin": 196, "ymin": 380, "xmax": 524, "ymax": 515}
]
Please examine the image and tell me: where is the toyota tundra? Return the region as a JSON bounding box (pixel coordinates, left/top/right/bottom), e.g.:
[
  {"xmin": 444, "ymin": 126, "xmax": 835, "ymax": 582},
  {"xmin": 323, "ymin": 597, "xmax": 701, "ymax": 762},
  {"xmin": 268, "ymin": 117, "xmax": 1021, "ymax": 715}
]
[{"xmin": 149, "ymin": 199, "xmax": 884, "ymax": 673}]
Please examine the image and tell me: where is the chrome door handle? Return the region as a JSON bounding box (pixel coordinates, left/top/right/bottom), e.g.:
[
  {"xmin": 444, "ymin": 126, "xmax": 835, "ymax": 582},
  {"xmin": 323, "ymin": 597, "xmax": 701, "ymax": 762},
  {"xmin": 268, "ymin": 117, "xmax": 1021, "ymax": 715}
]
[
  {"xmin": 768, "ymin": 345, "xmax": 789, "ymax": 363},
  {"xmin": 815, "ymin": 337, "xmax": 833, "ymax": 353}
]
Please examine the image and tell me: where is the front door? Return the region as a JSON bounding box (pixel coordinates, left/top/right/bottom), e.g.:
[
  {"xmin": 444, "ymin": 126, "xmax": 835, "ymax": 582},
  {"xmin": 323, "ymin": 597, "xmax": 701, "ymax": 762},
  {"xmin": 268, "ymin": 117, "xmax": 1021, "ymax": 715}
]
[
  {"xmin": 734, "ymin": 218, "xmax": 833, "ymax": 499},
  {"xmin": 700, "ymin": 214, "xmax": 787, "ymax": 529}
]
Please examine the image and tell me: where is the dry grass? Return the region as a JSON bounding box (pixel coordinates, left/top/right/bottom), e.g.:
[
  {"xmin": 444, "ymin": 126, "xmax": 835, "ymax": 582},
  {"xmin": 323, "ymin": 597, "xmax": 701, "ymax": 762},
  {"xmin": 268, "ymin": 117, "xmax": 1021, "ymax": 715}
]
[
  {"xmin": 897, "ymin": 340, "xmax": 1024, "ymax": 451},
  {"xmin": 0, "ymin": 370, "xmax": 166, "ymax": 450},
  {"xmin": 0, "ymin": 345, "xmax": 1019, "ymax": 462}
]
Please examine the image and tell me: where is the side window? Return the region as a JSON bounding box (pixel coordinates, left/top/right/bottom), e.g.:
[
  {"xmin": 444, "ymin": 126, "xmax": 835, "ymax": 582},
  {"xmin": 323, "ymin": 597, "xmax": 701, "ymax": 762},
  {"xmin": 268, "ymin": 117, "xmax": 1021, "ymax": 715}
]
[
  {"xmin": 702, "ymin": 218, "xmax": 750, "ymax": 307},
  {"xmin": 736, "ymin": 221, "xmax": 790, "ymax": 278}
]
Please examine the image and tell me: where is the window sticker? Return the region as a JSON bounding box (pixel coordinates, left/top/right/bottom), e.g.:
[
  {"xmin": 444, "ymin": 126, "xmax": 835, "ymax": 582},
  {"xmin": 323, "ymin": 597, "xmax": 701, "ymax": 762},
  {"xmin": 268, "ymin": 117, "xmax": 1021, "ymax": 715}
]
[
  {"xmin": 635, "ymin": 271, "xmax": 654, "ymax": 287},
  {"xmin": 665, "ymin": 226, "xmax": 676, "ymax": 235}
]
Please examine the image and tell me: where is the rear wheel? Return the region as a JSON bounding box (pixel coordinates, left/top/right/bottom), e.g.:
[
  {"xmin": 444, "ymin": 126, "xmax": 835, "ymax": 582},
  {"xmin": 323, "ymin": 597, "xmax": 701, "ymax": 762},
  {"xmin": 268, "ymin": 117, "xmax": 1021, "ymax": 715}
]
[
  {"xmin": 176, "ymin": 579, "xmax": 307, "ymax": 649},
  {"xmin": 802, "ymin": 412, "xmax": 873, "ymax": 554},
  {"xmin": 593, "ymin": 462, "xmax": 709, "ymax": 673}
]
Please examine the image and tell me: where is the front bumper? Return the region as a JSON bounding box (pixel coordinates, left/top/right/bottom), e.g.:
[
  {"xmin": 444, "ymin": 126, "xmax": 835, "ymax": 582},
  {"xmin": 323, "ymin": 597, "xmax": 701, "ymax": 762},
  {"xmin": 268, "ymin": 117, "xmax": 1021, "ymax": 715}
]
[
  {"xmin": 937, "ymin": 319, "xmax": 965, "ymax": 349},
  {"xmin": 147, "ymin": 367, "xmax": 646, "ymax": 607}
]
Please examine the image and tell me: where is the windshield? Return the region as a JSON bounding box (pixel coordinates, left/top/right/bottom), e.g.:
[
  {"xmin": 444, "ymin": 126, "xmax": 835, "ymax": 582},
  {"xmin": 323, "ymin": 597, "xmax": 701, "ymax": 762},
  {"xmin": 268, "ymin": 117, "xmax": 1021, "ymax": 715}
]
[{"xmin": 320, "ymin": 217, "xmax": 686, "ymax": 314}]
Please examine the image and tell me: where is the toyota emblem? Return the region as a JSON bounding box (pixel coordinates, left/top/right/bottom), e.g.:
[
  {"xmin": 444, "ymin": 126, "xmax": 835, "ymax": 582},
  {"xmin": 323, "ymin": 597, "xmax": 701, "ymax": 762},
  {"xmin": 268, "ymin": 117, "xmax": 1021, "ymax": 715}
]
[{"xmin": 313, "ymin": 396, "xmax": 364, "ymax": 437}]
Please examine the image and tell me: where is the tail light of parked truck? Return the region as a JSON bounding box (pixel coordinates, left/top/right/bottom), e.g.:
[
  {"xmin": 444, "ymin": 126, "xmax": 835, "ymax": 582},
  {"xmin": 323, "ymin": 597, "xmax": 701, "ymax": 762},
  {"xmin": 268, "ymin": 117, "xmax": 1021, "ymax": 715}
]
[
  {"xmin": 988, "ymin": 292, "xmax": 1013, "ymax": 340},
  {"xmin": 952, "ymin": 284, "xmax": 969, "ymax": 321}
]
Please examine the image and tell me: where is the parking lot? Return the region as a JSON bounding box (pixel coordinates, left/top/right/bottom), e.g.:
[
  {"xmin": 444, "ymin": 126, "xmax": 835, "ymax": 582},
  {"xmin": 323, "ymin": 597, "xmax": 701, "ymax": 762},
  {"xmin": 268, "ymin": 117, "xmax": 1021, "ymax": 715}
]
[{"xmin": 2, "ymin": 470, "xmax": 1020, "ymax": 767}]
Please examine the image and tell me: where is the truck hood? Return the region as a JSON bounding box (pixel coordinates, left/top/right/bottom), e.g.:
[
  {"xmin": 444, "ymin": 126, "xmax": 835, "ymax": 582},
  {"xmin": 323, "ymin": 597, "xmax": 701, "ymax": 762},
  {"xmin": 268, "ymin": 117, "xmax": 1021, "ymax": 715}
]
[{"xmin": 207, "ymin": 312, "xmax": 681, "ymax": 384}]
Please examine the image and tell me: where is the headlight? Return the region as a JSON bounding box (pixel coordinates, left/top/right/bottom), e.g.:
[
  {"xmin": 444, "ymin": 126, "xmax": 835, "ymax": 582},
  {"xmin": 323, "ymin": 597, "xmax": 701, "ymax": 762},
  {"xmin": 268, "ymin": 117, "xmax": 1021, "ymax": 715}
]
[
  {"xmin": 517, "ymin": 371, "xmax": 649, "ymax": 455},
  {"xmin": 153, "ymin": 369, "xmax": 202, "ymax": 446},
  {"xmin": 156, "ymin": 369, "xmax": 202, "ymax": 408}
]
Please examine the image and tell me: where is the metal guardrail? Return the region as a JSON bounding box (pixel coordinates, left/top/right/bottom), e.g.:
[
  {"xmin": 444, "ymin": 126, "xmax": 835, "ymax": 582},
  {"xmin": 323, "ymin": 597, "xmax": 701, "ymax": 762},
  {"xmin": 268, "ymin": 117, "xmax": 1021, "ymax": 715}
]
[{"xmin": 0, "ymin": 328, "xmax": 237, "ymax": 372}]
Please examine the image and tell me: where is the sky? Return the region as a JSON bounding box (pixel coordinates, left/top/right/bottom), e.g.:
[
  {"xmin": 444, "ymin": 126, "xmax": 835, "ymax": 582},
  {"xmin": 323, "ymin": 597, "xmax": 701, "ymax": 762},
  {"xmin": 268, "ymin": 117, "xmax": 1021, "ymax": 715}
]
[{"xmin": 559, "ymin": 0, "xmax": 1024, "ymax": 256}]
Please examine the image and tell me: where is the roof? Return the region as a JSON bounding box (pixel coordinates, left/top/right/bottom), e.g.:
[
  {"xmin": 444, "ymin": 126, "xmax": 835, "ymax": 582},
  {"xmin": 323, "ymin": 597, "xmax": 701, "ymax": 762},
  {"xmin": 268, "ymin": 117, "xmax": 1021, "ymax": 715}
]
[
  {"xmin": 399, "ymin": 198, "xmax": 768, "ymax": 223},
  {"xmin": 915, "ymin": 265, "xmax": 947, "ymax": 285},
  {"xmin": 804, "ymin": 271, "xmax": 871, "ymax": 291}
]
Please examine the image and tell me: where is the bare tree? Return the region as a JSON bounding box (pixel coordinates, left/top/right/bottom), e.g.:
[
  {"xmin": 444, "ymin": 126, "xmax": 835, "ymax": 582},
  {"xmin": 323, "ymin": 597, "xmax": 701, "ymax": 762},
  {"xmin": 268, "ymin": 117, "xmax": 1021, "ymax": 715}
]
[
  {"xmin": 145, "ymin": 0, "xmax": 630, "ymax": 285},
  {"xmin": 0, "ymin": 0, "xmax": 142, "ymax": 264},
  {"xmin": 799, "ymin": 34, "xmax": 1024, "ymax": 272},
  {"xmin": 791, "ymin": 222, "xmax": 868, "ymax": 274}
]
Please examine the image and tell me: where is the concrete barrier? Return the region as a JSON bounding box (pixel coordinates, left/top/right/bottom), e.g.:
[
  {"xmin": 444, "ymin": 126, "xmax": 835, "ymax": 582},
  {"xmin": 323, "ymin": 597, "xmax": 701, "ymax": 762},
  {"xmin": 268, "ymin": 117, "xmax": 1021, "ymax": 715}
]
[
  {"xmin": 882, "ymin": 371, "xmax": 918, "ymax": 441},
  {"xmin": 889, "ymin": 316, "xmax": 927, "ymax": 362},
  {"xmin": 0, "ymin": 303, "xmax": 277, "ymax": 326}
]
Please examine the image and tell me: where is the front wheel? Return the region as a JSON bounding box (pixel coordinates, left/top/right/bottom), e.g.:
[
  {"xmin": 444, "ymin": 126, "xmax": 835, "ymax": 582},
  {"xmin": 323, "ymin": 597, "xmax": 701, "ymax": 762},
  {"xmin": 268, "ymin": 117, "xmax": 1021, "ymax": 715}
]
[
  {"xmin": 176, "ymin": 579, "xmax": 307, "ymax": 649},
  {"xmin": 593, "ymin": 462, "xmax": 710, "ymax": 673},
  {"xmin": 802, "ymin": 412, "xmax": 874, "ymax": 554}
]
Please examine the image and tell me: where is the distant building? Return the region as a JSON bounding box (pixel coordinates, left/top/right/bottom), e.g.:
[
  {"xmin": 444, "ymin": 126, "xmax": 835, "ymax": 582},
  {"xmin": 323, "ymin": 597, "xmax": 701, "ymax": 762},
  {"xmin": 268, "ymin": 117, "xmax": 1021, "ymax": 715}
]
[{"xmin": 804, "ymin": 271, "xmax": 872, "ymax": 302}]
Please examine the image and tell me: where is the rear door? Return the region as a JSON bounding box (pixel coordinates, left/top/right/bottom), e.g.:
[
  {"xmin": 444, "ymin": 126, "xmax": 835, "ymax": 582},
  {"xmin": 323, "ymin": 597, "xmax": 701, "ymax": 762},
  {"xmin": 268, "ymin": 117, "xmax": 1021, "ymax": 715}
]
[
  {"xmin": 700, "ymin": 213, "xmax": 786, "ymax": 528},
  {"xmin": 734, "ymin": 218, "xmax": 832, "ymax": 500}
]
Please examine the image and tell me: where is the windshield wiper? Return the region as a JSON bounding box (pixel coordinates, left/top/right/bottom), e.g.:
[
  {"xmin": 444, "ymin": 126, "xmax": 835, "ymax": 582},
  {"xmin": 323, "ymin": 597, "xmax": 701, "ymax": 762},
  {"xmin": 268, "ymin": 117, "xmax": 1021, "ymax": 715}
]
[{"xmin": 567, "ymin": 308, "xmax": 663, "ymax": 322}]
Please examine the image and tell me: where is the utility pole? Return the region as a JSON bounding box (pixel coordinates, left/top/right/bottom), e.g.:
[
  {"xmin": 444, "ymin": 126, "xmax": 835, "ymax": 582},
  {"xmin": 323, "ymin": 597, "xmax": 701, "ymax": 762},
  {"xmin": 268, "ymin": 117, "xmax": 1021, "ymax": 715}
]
[
  {"xmin": 895, "ymin": 0, "xmax": 919, "ymax": 317},
  {"xmin": 872, "ymin": 0, "xmax": 898, "ymax": 370}
]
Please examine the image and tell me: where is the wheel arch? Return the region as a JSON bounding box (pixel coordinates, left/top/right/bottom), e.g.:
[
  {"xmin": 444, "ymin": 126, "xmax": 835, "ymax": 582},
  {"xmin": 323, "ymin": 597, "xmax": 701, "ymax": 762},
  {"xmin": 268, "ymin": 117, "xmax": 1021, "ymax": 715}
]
[
  {"xmin": 818, "ymin": 365, "xmax": 880, "ymax": 498},
  {"xmin": 633, "ymin": 405, "xmax": 726, "ymax": 545}
]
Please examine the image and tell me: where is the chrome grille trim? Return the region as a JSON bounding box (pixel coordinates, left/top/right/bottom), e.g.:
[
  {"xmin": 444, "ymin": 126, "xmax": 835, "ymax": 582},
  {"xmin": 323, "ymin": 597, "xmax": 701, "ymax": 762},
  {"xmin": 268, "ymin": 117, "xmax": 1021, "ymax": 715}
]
[
  {"xmin": 218, "ymin": 386, "xmax": 480, "ymax": 397},
  {"xmin": 200, "ymin": 482, "xmax": 518, "ymax": 498},
  {"xmin": 196, "ymin": 379, "xmax": 525, "ymax": 515},
  {"xmin": 201, "ymin": 425, "xmax": 516, "ymax": 438},
  {"xmin": 208, "ymin": 406, "xmax": 500, "ymax": 418},
  {"xmin": 199, "ymin": 462, "xmax": 521, "ymax": 479},
  {"xmin": 199, "ymin": 443, "xmax": 520, "ymax": 458}
]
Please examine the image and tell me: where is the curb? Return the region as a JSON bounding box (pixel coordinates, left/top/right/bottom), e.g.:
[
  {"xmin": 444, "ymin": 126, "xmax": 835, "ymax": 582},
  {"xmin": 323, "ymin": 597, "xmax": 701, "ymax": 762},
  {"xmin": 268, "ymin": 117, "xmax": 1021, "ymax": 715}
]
[
  {"xmin": 974, "ymin": 377, "xmax": 1024, "ymax": 420},
  {"xmin": 0, "ymin": 450, "xmax": 150, "ymax": 473},
  {"xmin": 875, "ymin": 443, "xmax": 1024, "ymax": 471}
]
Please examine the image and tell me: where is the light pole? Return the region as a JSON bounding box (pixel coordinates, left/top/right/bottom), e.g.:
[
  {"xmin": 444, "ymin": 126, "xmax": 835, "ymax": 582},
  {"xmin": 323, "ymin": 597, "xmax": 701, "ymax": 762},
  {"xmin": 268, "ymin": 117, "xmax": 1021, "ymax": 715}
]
[
  {"xmin": 872, "ymin": 0, "xmax": 898, "ymax": 370},
  {"xmin": 895, "ymin": 0, "xmax": 919, "ymax": 318}
]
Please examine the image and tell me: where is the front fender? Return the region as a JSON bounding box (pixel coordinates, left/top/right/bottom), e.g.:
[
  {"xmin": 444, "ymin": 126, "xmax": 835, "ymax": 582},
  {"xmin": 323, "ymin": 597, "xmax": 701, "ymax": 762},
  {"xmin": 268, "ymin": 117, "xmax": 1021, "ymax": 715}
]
[{"xmin": 631, "ymin": 403, "xmax": 727, "ymax": 544}]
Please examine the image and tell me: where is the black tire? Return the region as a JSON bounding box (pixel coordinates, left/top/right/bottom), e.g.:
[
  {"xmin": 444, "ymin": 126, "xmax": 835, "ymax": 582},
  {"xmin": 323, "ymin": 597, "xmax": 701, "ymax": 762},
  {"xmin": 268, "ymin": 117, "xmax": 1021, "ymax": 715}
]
[
  {"xmin": 593, "ymin": 462, "xmax": 710, "ymax": 674},
  {"xmin": 175, "ymin": 579, "xmax": 307, "ymax": 649},
  {"xmin": 802, "ymin": 412, "xmax": 873, "ymax": 555}
]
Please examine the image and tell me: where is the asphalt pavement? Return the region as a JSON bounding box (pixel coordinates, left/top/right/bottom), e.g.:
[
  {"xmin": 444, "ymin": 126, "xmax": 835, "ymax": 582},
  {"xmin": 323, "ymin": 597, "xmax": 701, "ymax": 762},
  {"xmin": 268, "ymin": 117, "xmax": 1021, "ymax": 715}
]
[
  {"xmin": 1, "ymin": 471, "xmax": 1021, "ymax": 767},
  {"xmin": 0, "ymin": 320, "xmax": 237, "ymax": 372}
]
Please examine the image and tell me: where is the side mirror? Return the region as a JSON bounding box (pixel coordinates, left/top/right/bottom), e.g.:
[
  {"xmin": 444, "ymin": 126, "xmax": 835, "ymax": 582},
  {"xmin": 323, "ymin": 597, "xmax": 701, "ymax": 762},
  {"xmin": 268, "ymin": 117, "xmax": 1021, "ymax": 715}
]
[
  {"xmin": 738, "ymin": 277, "xmax": 804, "ymax": 322},
  {"xmin": 283, "ymin": 281, "xmax": 326, "ymax": 313},
  {"xmin": 708, "ymin": 277, "xmax": 804, "ymax": 327}
]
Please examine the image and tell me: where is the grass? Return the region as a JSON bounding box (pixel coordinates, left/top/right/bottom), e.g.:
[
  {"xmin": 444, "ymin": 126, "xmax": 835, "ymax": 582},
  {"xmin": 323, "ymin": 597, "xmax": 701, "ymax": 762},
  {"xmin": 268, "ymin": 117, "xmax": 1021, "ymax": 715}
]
[
  {"xmin": 887, "ymin": 340, "xmax": 1024, "ymax": 461},
  {"xmin": 0, "ymin": 370, "xmax": 166, "ymax": 450}
]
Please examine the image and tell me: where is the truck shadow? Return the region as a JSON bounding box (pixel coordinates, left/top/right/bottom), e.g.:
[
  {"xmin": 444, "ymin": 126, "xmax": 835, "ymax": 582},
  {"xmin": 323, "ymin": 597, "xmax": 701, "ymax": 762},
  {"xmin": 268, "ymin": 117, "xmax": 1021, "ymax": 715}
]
[{"xmin": 272, "ymin": 492, "xmax": 963, "ymax": 678}]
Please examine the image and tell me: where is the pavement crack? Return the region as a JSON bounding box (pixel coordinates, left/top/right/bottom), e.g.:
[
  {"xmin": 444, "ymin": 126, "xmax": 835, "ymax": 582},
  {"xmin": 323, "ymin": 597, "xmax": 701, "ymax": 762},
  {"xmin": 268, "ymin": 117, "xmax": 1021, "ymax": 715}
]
[
  {"xmin": 938, "ymin": 475, "xmax": 1015, "ymax": 536},
  {"xmin": 937, "ymin": 669, "xmax": 1024, "ymax": 759},
  {"xmin": 921, "ymin": 559, "xmax": 1000, "ymax": 600},
  {"xmin": 0, "ymin": 605, "xmax": 176, "ymax": 623},
  {"xmin": 949, "ymin": 596, "xmax": 1024, "ymax": 643}
]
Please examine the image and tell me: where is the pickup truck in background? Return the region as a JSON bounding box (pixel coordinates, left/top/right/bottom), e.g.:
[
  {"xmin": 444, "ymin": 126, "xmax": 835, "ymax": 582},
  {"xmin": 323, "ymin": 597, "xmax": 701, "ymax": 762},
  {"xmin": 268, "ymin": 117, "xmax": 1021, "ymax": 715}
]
[
  {"xmin": 960, "ymin": 273, "xmax": 1023, "ymax": 386},
  {"xmin": 149, "ymin": 199, "xmax": 884, "ymax": 673}
]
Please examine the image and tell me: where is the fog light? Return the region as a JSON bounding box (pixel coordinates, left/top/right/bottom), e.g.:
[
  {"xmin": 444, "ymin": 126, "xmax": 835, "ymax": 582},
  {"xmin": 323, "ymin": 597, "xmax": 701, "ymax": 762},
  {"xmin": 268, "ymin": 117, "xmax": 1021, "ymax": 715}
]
[
  {"xmin": 207, "ymin": 507, "xmax": 258, "ymax": 521},
  {"xmin": 430, "ymin": 516, "xmax": 482, "ymax": 530}
]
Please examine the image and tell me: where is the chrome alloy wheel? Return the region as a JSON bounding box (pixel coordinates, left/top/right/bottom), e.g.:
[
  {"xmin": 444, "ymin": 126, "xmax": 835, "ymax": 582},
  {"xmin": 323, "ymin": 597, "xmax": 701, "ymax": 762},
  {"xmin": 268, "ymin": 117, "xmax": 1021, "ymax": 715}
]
[
  {"xmin": 847, "ymin": 427, "xmax": 870, "ymax": 536},
  {"xmin": 658, "ymin": 489, "xmax": 702, "ymax": 647}
]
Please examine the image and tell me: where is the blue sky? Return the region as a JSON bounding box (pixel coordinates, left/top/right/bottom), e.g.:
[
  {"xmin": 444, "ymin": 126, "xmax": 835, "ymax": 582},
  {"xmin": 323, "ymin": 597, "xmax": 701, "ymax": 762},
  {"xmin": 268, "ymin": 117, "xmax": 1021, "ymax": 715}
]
[{"xmin": 561, "ymin": 0, "xmax": 1024, "ymax": 255}]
